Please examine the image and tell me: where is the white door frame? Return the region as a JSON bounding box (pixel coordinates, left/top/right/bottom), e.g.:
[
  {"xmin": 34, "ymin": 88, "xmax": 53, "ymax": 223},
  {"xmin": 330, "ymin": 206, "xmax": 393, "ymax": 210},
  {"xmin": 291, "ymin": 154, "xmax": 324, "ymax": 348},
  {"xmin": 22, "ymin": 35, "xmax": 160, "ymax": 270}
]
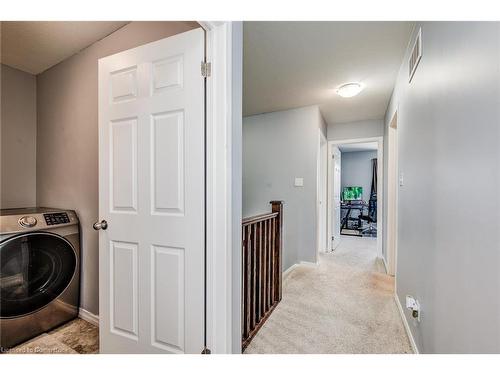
[
  {"xmin": 316, "ymin": 129, "xmax": 328, "ymax": 258},
  {"xmin": 199, "ymin": 21, "xmax": 242, "ymax": 354},
  {"xmin": 327, "ymin": 144, "xmax": 342, "ymax": 251},
  {"xmin": 327, "ymin": 137, "xmax": 384, "ymax": 258},
  {"xmin": 387, "ymin": 111, "xmax": 398, "ymax": 276}
]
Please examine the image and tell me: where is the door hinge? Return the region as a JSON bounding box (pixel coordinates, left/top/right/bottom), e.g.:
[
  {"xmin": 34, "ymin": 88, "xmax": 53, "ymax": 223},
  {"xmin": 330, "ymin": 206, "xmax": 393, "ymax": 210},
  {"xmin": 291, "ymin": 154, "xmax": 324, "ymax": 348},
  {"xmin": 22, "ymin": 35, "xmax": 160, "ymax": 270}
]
[
  {"xmin": 201, "ymin": 347, "xmax": 211, "ymax": 354},
  {"xmin": 201, "ymin": 62, "xmax": 211, "ymax": 77}
]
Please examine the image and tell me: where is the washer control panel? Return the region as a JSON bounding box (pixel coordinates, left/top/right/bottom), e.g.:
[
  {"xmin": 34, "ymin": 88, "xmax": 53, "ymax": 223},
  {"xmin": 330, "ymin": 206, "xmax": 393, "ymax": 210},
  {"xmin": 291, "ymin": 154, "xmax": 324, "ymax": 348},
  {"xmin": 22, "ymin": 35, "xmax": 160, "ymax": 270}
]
[{"xmin": 43, "ymin": 212, "xmax": 70, "ymax": 226}]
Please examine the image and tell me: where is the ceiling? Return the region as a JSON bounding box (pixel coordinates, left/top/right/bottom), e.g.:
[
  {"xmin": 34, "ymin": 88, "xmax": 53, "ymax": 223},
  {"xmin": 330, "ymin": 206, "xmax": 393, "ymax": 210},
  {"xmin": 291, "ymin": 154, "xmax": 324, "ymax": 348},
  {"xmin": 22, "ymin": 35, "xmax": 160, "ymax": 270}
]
[
  {"xmin": 243, "ymin": 22, "xmax": 413, "ymax": 124},
  {"xmin": 1, "ymin": 21, "xmax": 129, "ymax": 74},
  {"xmin": 338, "ymin": 142, "xmax": 378, "ymax": 153}
]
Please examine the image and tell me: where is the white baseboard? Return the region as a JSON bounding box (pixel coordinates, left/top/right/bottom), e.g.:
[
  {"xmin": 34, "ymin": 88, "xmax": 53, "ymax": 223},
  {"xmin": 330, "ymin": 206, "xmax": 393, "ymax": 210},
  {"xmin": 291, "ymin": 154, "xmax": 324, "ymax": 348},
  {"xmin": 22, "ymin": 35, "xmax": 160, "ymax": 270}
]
[
  {"xmin": 283, "ymin": 264, "xmax": 298, "ymax": 279},
  {"xmin": 379, "ymin": 256, "xmax": 388, "ymax": 274},
  {"xmin": 79, "ymin": 308, "xmax": 99, "ymax": 327},
  {"xmin": 283, "ymin": 261, "xmax": 320, "ymax": 280},
  {"xmin": 394, "ymin": 294, "xmax": 419, "ymax": 354},
  {"xmin": 299, "ymin": 261, "xmax": 319, "ymax": 267}
]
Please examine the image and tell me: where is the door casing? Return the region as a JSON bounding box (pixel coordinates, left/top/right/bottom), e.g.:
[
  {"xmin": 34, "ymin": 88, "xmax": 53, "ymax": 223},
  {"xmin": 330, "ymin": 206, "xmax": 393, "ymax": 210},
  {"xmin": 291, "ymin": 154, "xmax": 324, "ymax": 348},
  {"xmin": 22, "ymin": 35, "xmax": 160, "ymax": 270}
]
[
  {"xmin": 327, "ymin": 144, "xmax": 342, "ymax": 251},
  {"xmin": 316, "ymin": 129, "xmax": 328, "ymax": 257},
  {"xmin": 387, "ymin": 111, "xmax": 398, "ymax": 276},
  {"xmin": 198, "ymin": 21, "xmax": 243, "ymax": 354},
  {"xmin": 327, "ymin": 137, "xmax": 384, "ymax": 258}
]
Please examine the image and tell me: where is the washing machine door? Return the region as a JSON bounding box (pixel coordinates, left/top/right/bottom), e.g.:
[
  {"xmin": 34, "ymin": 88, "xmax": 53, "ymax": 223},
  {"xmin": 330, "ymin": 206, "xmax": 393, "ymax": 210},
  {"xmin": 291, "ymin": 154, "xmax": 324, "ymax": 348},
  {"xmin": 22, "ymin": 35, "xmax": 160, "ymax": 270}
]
[{"xmin": 0, "ymin": 232, "xmax": 77, "ymax": 318}]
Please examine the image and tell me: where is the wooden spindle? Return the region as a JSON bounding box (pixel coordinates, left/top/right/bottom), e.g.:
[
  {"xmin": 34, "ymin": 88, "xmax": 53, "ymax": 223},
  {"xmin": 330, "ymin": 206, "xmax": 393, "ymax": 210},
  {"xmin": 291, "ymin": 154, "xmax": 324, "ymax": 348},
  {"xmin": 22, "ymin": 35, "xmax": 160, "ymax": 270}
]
[
  {"xmin": 241, "ymin": 201, "xmax": 284, "ymax": 350},
  {"xmin": 270, "ymin": 217, "xmax": 274, "ymax": 305},
  {"xmin": 261, "ymin": 221, "xmax": 266, "ymax": 318},
  {"xmin": 246, "ymin": 224, "xmax": 252, "ymax": 335}
]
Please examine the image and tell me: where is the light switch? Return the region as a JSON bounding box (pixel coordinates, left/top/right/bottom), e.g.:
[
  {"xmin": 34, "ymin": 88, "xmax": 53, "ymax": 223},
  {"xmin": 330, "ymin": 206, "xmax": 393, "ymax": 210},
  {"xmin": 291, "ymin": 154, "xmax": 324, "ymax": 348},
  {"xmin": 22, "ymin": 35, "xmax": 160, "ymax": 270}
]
[
  {"xmin": 294, "ymin": 177, "xmax": 304, "ymax": 187},
  {"xmin": 399, "ymin": 172, "xmax": 404, "ymax": 187}
]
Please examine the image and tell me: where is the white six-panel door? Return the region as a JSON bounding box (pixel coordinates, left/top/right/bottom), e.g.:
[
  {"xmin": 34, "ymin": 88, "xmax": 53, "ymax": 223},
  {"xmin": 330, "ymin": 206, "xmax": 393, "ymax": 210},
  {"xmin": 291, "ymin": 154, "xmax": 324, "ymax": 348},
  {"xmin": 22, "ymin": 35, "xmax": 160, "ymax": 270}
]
[{"xmin": 97, "ymin": 28, "xmax": 205, "ymax": 354}]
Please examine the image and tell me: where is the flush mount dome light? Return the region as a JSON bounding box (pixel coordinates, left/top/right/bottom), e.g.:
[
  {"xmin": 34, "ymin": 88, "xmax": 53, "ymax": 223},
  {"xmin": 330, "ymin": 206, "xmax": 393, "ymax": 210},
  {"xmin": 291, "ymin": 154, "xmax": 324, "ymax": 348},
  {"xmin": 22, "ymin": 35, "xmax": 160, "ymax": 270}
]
[{"xmin": 336, "ymin": 82, "xmax": 363, "ymax": 98}]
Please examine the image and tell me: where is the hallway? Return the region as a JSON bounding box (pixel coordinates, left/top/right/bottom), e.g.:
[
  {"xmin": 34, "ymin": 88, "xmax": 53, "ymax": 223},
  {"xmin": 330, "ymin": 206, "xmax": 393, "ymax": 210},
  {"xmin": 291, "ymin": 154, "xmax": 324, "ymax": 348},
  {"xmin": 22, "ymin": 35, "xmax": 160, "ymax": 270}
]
[{"xmin": 244, "ymin": 237, "xmax": 412, "ymax": 354}]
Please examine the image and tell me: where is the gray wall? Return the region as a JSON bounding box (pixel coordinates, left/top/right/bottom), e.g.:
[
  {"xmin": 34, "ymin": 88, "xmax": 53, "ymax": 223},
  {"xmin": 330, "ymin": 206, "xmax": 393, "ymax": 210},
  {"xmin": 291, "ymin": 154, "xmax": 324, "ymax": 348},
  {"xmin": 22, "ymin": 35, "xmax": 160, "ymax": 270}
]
[
  {"xmin": 36, "ymin": 21, "xmax": 199, "ymax": 315},
  {"xmin": 243, "ymin": 105, "xmax": 325, "ymax": 270},
  {"xmin": 341, "ymin": 151, "xmax": 377, "ymax": 202},
  {"xmin": 0, "ymin": 64, "xmax": 37, "ymax": 209},
  {"xmin": 328, "ymin": 119, "xmax": 383, "ymax": 141},
  {"xmin": 384, "ymin": 22, "xmax": 500, "ymax": 353}
]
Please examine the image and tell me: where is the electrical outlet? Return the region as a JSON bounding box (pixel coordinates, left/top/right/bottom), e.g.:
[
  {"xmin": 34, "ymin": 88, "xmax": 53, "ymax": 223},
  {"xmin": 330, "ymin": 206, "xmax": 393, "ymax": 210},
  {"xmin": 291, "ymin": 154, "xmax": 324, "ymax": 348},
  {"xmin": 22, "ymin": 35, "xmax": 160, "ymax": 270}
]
[{"xmin": 406, "ymin": 295, "xmax": 421, "ymax": 322}]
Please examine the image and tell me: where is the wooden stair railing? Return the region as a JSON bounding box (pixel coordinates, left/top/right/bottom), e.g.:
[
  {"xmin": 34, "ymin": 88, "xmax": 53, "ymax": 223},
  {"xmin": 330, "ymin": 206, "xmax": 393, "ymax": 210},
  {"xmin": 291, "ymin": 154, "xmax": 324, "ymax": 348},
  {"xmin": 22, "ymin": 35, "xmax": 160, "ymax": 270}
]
[{"xmin": 241, "ymin": 201, "xmax": 283, "ymax": 350}]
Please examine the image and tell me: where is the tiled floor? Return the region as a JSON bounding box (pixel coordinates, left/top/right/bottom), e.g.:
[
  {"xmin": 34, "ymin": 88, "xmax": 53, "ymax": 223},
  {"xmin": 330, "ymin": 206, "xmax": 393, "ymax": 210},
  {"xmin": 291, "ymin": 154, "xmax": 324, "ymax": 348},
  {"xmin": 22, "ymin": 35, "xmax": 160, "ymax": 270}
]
[{"xmin": 8, "ymin": 318, "xmax": 99, "ymax": 354}]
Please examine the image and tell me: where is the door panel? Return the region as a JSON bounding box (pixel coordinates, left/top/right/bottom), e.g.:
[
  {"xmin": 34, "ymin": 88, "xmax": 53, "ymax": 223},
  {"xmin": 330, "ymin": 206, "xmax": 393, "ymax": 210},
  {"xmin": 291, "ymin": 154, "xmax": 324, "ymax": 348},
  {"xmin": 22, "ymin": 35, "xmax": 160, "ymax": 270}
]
[
  {"xmin": 110, "ymin": 118, "xmax": 138, "ymax": 213},
  {"xmin": 110, "ymin": 240, "xmax": 138, "ymax": 340},
  {"xmin": 98, "ymin": 28, "xmax": 205, "ymax": 354},
  {"xmin": 151, "ymin": 245, "xmax": 184, "ymax": 352},
  {"xmin": 151, "ymin": 111, "xmax": 184, "ymax": 215}
]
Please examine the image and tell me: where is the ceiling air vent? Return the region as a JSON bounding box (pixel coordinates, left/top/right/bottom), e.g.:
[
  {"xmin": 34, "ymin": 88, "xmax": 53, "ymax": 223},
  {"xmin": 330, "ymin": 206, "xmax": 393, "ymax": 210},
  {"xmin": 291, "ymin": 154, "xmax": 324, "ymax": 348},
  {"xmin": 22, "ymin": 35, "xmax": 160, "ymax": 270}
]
[{"xmin": 408, "ymin": 28, "xmax": 422, "ymax": 82}]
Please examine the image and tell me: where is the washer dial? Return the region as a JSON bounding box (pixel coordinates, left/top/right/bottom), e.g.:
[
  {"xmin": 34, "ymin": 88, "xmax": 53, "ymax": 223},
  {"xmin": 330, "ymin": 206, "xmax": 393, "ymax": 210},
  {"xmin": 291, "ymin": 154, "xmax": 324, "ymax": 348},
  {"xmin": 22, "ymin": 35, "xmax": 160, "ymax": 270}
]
[{"xmin": 19, "ymin": 216, "xmax": 37, "ymax": 228}]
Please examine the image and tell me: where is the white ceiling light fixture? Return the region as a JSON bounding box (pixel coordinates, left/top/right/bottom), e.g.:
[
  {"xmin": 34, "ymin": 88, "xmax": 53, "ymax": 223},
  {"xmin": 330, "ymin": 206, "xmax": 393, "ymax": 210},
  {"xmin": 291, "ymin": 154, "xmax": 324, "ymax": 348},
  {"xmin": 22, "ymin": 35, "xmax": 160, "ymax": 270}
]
[{"xmin": 336, "ymin": 82, "xmax": 364, "ymax": 98}]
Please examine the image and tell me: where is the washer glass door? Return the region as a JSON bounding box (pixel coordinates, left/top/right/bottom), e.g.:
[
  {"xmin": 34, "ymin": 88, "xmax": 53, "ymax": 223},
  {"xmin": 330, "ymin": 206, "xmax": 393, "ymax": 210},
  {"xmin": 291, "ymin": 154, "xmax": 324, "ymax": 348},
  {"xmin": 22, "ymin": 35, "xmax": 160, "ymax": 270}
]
[{"xmin": 0, "ymin": 232, "xmax": 77, "ymax": 318}]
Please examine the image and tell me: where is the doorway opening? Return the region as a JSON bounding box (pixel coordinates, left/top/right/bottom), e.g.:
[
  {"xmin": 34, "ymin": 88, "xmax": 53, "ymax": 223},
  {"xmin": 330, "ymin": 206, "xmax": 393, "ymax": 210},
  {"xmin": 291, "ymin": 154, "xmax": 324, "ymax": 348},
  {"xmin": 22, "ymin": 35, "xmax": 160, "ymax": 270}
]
[{"xmin": 327, "ymin": 137, "xmax": 384, "ymax": 259}]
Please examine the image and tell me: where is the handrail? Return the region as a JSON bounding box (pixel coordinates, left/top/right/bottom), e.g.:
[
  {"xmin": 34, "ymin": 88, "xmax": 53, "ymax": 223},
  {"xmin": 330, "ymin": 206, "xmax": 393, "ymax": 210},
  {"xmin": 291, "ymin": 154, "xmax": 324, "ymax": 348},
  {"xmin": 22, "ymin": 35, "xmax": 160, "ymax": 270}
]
[
  {"xmin": 241, "ymin": 200, "xmax": 284, "ymax": 351},
  {"xmin": 242, "ymin": 212, "xmax": 279, "ymax": 225}
]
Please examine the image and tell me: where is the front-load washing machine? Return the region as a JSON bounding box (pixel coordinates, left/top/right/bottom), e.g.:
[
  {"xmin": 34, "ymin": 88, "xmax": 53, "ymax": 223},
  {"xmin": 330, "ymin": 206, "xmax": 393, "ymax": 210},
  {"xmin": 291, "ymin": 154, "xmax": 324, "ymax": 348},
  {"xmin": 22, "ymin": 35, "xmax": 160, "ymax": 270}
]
[{"xmin": 0, "ymin": 207, "xmax": 80, "ymax": 350}]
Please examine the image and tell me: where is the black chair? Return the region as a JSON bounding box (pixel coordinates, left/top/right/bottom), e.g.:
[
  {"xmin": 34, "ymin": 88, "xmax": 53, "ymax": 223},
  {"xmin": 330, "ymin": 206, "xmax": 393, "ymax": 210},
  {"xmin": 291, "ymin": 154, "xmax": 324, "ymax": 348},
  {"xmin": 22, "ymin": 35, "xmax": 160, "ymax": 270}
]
[
  {"xmin": 359, "ymin": 196, "xmax": 377, "ymax": 236},
  {"xmin": 341, "ymin": 200, "xmax": 366, "ymax": 235}
]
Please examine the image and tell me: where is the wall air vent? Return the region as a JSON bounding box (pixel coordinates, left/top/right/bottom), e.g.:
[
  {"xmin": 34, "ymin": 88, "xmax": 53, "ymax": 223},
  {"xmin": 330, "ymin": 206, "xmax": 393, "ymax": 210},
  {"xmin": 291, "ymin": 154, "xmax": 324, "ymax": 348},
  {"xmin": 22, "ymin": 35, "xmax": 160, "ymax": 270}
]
[{"xmin": 408, "ymin": 28, "xmax": 422, "ymax": 82}]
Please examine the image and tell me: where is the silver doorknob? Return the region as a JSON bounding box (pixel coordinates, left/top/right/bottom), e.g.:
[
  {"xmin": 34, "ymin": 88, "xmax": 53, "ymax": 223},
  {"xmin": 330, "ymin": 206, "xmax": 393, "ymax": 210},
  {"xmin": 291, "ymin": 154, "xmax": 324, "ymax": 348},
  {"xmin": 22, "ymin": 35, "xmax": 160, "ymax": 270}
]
[{"xmin": 93, "ymin": 220, "xmax": 108, "ymax": 230}]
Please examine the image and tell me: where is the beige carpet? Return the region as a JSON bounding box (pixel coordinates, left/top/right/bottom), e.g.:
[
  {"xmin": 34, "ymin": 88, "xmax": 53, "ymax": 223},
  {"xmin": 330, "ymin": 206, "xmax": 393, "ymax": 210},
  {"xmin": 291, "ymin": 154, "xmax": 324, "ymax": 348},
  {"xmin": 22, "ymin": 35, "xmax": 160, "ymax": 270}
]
[{"xmin": 244, "ymin": 236, "xmax": 413, "ymax": 354}]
